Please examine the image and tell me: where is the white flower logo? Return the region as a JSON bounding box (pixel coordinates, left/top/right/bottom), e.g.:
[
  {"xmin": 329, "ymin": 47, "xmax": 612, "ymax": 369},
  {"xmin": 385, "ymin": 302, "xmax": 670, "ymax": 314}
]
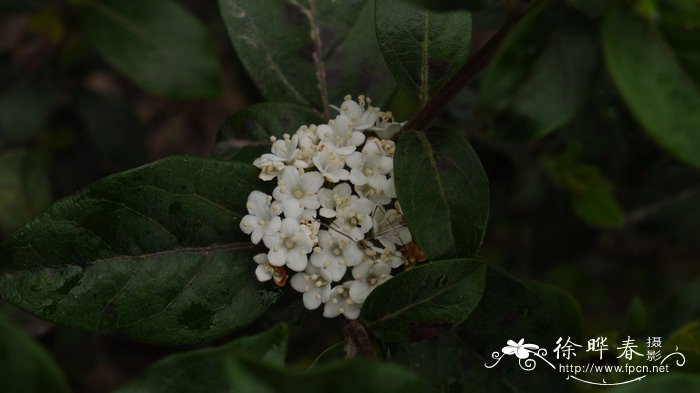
[{"xmin": 502, "ymin": 339, "xmax": 540, "ymax": 359}]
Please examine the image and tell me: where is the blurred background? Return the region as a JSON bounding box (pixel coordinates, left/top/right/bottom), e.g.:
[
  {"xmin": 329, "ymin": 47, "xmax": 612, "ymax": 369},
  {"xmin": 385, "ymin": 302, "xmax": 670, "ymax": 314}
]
[{"xmin": 1, "ymin": 0, "xmax": 698, "ymax": 391}]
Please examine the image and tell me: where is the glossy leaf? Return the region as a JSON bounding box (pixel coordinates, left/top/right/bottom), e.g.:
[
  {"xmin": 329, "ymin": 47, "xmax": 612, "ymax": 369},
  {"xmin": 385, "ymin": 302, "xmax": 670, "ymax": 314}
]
[
  {"xmin": 394, "ymin": 128, "xmax": 489, "ymax": 260},
  {"xmin": 226, "ymin": 356, "xmax": 431, "ymax": 393},
  {"xmin": 116, "ymin": 323, "xmax": 287, "ymax": 393},
  {"xmin": 219, "ymin": 0, "xmax": 396, "ymax": 115},
  {"xmin": 602, "ymin": 4, "xmax": 700, "ymax": 170},
  {"xmin": 80, "ymin": 0, "xmax": 221, "ymax": 98},
  {"xmin": 479, "ymin": 2, "xmax": 598, "ymax": 140},
  {"xmin": 0, "ymin": 149, "xmax": 51, "ymax": 233},
  {"xmin": 0, "ymin": 313, "xmax": 70, "ymax": 393},
  {"xmin": 212, "ymin": 102, "xmax": 322, "ymax": 160},
  {"xmin": 361, "ymin": 259, "xmax": 486, "ymax": 342},
  {"xmin": 375, "ymin": 0, "xmax": 471, "ymax": 104},
  {"xmin": 0, "ymin": 156, "xmax": 278, "ymax": 344},
  {"xmin": 454, "ymin": 267, "xmax": 583, "ymax": 392}
]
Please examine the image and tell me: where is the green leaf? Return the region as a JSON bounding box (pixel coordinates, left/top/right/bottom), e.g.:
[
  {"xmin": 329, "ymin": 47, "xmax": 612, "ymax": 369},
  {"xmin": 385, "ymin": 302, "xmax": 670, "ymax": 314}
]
[
  {"xmin": 602, "ymin": 3, "xmax": 700, "ymax": 170},
  {"xmin": 361, "ymin": 259, "xmax": 486, "ymax": 342},
  {"xmin": 212, "ymin": 102, "xmax": 323, "ymax": 160},
  {"xmin": 375, "ymin": 0, "xmax": 471, "ymax": 104},
  {"xmin": 309, "ymin": 341, "xmax": 346, "ymax": 369},
  {"xmin": 219, "ymin": 0, "xmax": 396, "ymax": 115},
  {"xmin": 0, "ymin": 313, "xmax": 70, "ymax": 393},
  {"xmin": 80, "ymin": 0, "xmax": 221, "ymax": 99},
  {"xmin": 385, "ymin": 334, "xmax": 469, "ymax": 393},
  {"xmin": 0, "ymin": 156, "xmax": 278, "ymax": 344},
  {"xmin": 607, "ymin": 374, "xmax": 700, "ymax": 393},
  {"xmin": 406, "ymin": 0, "xmax": 500, "ymax": 12},
  {"xmin": 454, "ymin": 267, "xmax": 583, "ymax": 392},
  {"xmin": 226, "ymin": 356, "xmax": 431, "ymax": 393},
  {"xmin": 571, "ymin": 188, "xmax": 624, "ymax": 228},
  {"xmin": 0, "ymin": 149, "xmax": 51, "ymax": 233},
  {"xmin": 650, "ymin": 276, "xmax": 700, "ymax": 335},
  {"xmin": 116, "ymin": 323, "xmax": 287, "ymax": 393},
  {"xmin": 479, "ymin": 1, "xmax": 598, "ymax": 140},
  {"xmin": 623, "ymin": 296, "xmax": 648, "ymax": 335},
  {"xmin": 664, "ymin": 321, "xmax": 700, "ymax": 373},
  {"xmin": 394, "ymin": 128, "xmax": 489, "ymax": 260}
]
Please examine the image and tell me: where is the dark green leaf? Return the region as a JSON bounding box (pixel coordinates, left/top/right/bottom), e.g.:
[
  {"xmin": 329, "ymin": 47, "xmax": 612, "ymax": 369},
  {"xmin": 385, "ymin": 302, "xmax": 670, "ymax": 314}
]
[
  {"xmin": 650, "ymin": 277, "xmax": 700, "ymax": 335},
  {"xmin": 623, "ymin": 296, "xmax": 648, "ymax": 335},
  {"xmin": 568, "ymin": 0, "xmax": 608, "ymax": 18},
  {"xmin": 375, "ymin": 0, "xmax": 471, "ymax": 104},
  {"xmin": 226, "ymin": 356, "xmax": 431, "ymax": 393},
  {"xmin": 0, "ymin": 67, "xmax": 58, "ymax": 144},
  {"xmin": 219, "ymin": 0, "xmax": 396, "ymax": 114},
  {"xmin": 479, "ymin": 2, "xmax": 598, "ymax": 140},
  {"xmin": 212, "ymin": 102, "xmax": 323, "ymax": 160},
  {"xmin": 394, "ymin": 128, "xmax": 489, "ymax": 260},
  {"xmin": 607, "ymin": 374, "xmax": 700, "ymax": 393},
  {"xmin": 0, "ymin": 313, "xmax": 70, "ymax": 393},
  {"xmin": 664, "ymin": 321, "xmax": 700, "ymax": 373},
  {"xmin": 602, "ymin": 4, "xmax": 700, "ymax": 170},
  {"xmin": 0, "ymin": 149, "xmax": 51, "ymax": 233},
  {"xmin": 406, "ymin": 0, "xmax": 500, "ymax": 12},
  {"xmin": 571, "ymin": 188, "xmax": 624, "ymax": 228},
  {"xmin": 116, "ymin": 323, "xmax": 287, "ymax": 393},
  {"xmin": 361, "ymin": 259, "xmax": 486, "ymax": 342},
  {"xmin": 80, "ymin": 0, "xmax": 221, "ymax": 98},
  {"xmin": 386, "ymin": 334, "xmax": 469, "ymax": 393},
  {"xmin": 454, "ymin": 267, "xmax": 583, "ymax": 392},
  {"xmin": 309, "ymin": 341, "xmax": 346, "ymax": 369},
  {"xmin": 0, "ymin": 156, "xmax": 278, "ymax": 344}
]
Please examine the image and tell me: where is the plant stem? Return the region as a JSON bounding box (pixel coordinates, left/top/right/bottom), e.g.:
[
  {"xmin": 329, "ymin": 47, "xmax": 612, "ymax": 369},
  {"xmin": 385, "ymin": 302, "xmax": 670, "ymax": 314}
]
[{"xmin": 402, "ymin": 9, "xmax": 525, "ymax": 131}]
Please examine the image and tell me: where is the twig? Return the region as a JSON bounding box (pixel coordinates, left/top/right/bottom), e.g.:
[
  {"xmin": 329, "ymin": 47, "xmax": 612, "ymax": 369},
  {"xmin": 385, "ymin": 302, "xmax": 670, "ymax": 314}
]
[{"xmin": 402, "ymin": 8, "xmax": 526, "ymax": 131}]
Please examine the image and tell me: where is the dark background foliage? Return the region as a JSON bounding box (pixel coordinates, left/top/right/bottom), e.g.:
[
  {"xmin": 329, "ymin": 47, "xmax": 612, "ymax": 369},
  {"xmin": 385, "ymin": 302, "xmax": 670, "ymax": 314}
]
[{"xmin": 0, "ymin": 0, "xmax": 699, "ymax": 392}]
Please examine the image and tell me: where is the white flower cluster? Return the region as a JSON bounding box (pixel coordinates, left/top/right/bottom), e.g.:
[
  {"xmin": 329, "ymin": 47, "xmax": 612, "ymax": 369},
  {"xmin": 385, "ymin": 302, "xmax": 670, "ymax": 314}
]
[{"xmin": 240, "ymin": 95, "xmax": 414, "ymax": 319}]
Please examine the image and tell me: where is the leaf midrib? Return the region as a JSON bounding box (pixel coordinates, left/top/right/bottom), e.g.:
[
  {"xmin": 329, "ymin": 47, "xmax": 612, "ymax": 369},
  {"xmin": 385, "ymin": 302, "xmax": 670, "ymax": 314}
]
[{"xmin": 365, "ymin": 264, "xmax": 485, "ymax": 326}]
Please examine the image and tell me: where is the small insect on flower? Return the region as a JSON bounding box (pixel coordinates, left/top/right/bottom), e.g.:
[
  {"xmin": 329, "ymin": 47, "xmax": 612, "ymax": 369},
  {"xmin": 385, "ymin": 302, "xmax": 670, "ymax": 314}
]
[{"xmin": 400, "ymin": 242, "xmax": 427, "ymax": 268}]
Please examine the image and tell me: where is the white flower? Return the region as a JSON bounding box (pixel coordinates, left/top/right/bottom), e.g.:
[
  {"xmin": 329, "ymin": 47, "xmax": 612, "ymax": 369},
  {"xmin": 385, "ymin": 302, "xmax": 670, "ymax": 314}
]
[
  {"xmin": 371, "ymin": 208, "xmax": 411, "ymax": 252},
  {"xmin": 336, "ymin": 96, "xmax": 380, "ymax": 131},
  {"xmin": 272, "ymin": 133, "xmax": 310, "ymax": 169},
  {"xmin": 295, "ymin": 124, "xmax": 319, "ymax": 149},
  {"xmin": 333, "ymin": 197, "xmax": 375, "ymax": 240},
  {"xmin": 240, "ymin": 191, "xmax": 282, "ymax": 244},
  {"xmin": 252, "ymin": 153, "xmax": 286, "ymax": 181},
  {"xmin": 317, "ymin": 115, "xmax": 365, "ymax": 155},
  {"xmin": 318, "ymin": 183, "xmax": 352, "ymax": 218},
  {"xmin": 254, "ymin": 253, "xmax": 287, "ymax": 285},
  {"xmin": 349, "ymin": 259, "xmax": 392, "ymax": 303},
  {"xmin": 313, "ymin": 144, "xmax": 350, "ymax": 183},
  {"xmin": 354, "ymin": 175, "xmax": 395, "ymax": 206},
  {"xmin": 290, "ymin": 265, "xmax": 332, "ymax": 310},
  {"xmin": 272, "ymin": 167, "xmax": 324, "ymax": 218},
  {"xmin": 368, "ymin": 111, "xmax": 404, "ymax": 139},
  {"xmin": 346, "ymin": 138, "xmax": 393, "ymax": 186},
  {"xmin": 263, "ymin": 218, "xmax": 314, "ymax": 271},
  {"xmin": 323, "ymin": 282, "xmax": 360, "ymax": 319},
  {"xmin": 310, "ymin": 230, "xmax": 364, "ymax": 282}
]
